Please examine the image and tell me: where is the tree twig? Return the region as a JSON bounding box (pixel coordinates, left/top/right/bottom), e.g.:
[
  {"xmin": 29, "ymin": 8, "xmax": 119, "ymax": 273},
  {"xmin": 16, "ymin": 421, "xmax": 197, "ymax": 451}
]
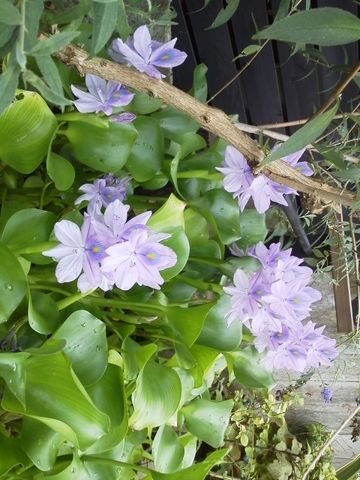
[
  {"xmin": 349, "ymin": 213, "xmax": 360, "ymax": 332},
  {"xmin": 258, "ymin": 112, "xmax": 360, "ymax": 130},
  {"xmin": 55, "ymin": 44, "xmax": 356, "ymax": 207},
  {"xmin": 301, "ymin": 404, "xmax": 360, "ymax": 480}
]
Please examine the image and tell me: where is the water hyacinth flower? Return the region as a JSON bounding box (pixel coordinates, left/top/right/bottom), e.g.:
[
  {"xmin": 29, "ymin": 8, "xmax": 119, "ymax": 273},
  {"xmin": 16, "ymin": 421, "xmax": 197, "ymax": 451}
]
[
  {"xmin": 321, "ymin": 386, "xmax": 333, "ymax": 403},
  {"xmin": 224, "ymin": 241, "xmax": 338, "ymax": 373},
  {"xmin": 109, "ymin": 25, "xmax": 187, "ymax": 79},
  {"xmin": 71, "ymin": 74, "xmax": 134, "ymax": 116},
  {"xmin": 218, "ymin": 145, "xmax": 313, "ymax": 214},
  {"xmin": 75, "ymin": 175, "xmax": 131, "ymax": 214}
]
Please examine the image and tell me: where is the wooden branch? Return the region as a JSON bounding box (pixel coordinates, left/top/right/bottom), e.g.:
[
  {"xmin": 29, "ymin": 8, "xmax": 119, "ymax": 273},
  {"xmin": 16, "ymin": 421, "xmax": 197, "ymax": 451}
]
[{"xmin": 56, "ymin": 44, "xmax": 356, "ymax": 207}]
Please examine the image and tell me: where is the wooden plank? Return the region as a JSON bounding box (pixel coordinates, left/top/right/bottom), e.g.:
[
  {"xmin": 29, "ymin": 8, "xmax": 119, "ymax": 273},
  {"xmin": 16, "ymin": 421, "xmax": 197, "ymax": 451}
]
[
  {"xmin": 331, "ymin": 211, "xmax": 354, "ymax": 333},
  {"xmin": 181, "ymin": 0, "xmax": 248, "ymax": 120},
  {"xmin": 229, "ymin": 0, "xmax": 285, "ymax": 126}
]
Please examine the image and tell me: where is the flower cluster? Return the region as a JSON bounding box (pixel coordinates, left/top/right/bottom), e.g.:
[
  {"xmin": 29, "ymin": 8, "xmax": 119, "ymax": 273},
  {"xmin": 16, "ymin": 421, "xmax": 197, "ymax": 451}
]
[
  {"xmin": 224, "ymin": 242, "xmax": 338, "ymax": 372},
  {"xmin": 43, "ymin": 176, "xmax": 177, "ymax": 292},
  {"xmin": 109, "ymin": 25, "xmax": 187, "ymax": 79},
  {"xmin": 218, "ymin": 145, "xmax": 313, "ymax": 214}
]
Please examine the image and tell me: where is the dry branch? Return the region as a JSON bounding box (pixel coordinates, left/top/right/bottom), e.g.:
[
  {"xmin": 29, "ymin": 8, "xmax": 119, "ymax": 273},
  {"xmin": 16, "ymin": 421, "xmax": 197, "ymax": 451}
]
[{"xmin": 56, "ymin": 44, "xmax": 356, "ymax": 207}]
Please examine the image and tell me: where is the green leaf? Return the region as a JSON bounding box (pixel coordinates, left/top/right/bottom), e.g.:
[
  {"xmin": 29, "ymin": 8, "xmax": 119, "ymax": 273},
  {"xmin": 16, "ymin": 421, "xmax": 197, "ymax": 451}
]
[
  {"xmin": 315, "ymin": 142, "xmax": 345, "ymax": 169},
  {"xmin": 237, "ymin": 209, "xmax": 267, "ymax": 249},
  {"xmin": 0, "ymin": 90, "xmax": 57, "ymax": 173},
  {"xmin": 206, "ymin": 0, "xmax": 240, "ymax": 30},
  {"xmin": 152, "ymin": 107, "xmax": 199, "ymax": 143},
  {"xmin": 91, "ymin": 0, "xmax": 118, "ymax": 54},
  {"xmin": 184, "ymin": 209, "xmax": 209, "ymax": 245},
  {"xmin": 149, "ymin": 194, "xmax": 186, "ymax": 230},
  {"xmin": 0, "ymin": 352, "xmax": 29, "ymax": 406},
  {"xmin": 0, "ymin": 242, "xmax": 27, "ymax": 323},
  {"xmin": 262, "ymin": 102, "xmax": 338, "ymax": 165},
  {"xmin": 0, "ymin": 24, "xmax": 15, "ymax": 49},
  {"xmin": 166, "ymin": 304, "xmax": 213, "ymax": 347},
  {"xmin": 65, "ymin": 121, "xmax": 137, "ymax": 172},
  {"xmin": 24, "ymin": 0, "xmax": 44, "ymax": 50},
  {"xmin": 86, "ymin": 363, "xmax": 128, "ymax": 454},
  {"xmin": 2, "ymin": 208, "xmax": 56, "ymax": 264},
  {"xmin": 0, "ymin": 433, "xmax": 28, "ymax": 477},
  {"xmin": 233, "ymin": 44, "xmax": 262, "ymax": 60},
  {"xmin": 117, "ymin": 0, "xmax": 131, "ymax": 39},
  {"xmin": 197, "ymin": 295, "xmax": 242, "ymax": 351},
  {"xmin": 151, "ymin": 449, "xmax": 228, "ymax": 480},
  {"xmin": 0, "ymin": 0, "xmax": 22, "ymax": 25},
  {"xmin": 22, "ymin": 70, "xmax": 72, "ymax": 108},
  {"xmin": 47, "ymin": 152, "xmax": 75, "ymax": 191},
  {"xmin": 230, "ymin": 347, "xmax": 275, "ymax": 389},
  {"xmin": 0, "ymin": 64, "xmax": 20, "ymax": 115},
  {"xmin": 28, "ymin": 292, "xmax": 60, "ymax": 334},
  {"xmin": 1, "ymin": 352, "xmax": 110, "ymax": 450},
  {"xmin": 35, "ymin": 55, "xmax": 65, "ymax": 99},
  {"xmin": 254, "ymin": 7, "xmax": 360, "ymax": 46},
  {"xmin": 152, "ymin": 425, "xmax": 185, "ymax": 473},
  {"xmin": 50, "ymin": 310, "xmax": 108, "ymax": 386},
  {"xmin": 21, "ymin": 418, "xmax": 64, "ymax": 471},
  {"xmin": 182, "ymin": 399, "xmax": 233, "ymax": 448},
  {"xmin": 130, "ymin": 361, "xmax": 182, "ymax": 429},
  {"xmin": 127, "ymin": 116, "xmax": 164, "ymax": 181},
  {"xmin": 160, "ymin": 227, "xmax": 190, "ymax": 282},
  {"xmin": 130, "ymin": 91, "xmax": 162, "ymax": 114},
  {"xmin": 190, "ymin": 64, "xmax": 208, "ymax": 102},
  {"xmin": 194, "ymin": 189, "xmax": 241, "ymax": 245},
  {"xmin": 29, "ymin": 31, "xmax": 80, "ymax": 55}
]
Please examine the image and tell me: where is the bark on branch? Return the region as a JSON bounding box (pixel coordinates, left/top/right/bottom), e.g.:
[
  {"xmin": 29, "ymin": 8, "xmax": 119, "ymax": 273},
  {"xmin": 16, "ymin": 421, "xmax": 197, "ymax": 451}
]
[{"xmin": 56, "ymin": 44, "xmax": 355, "ymax": 207}]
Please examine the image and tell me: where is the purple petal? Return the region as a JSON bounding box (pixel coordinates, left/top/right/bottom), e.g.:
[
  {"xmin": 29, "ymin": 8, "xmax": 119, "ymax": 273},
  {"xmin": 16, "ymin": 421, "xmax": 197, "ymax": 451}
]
[
  {"xmin": 54, "ymin": 220, "xmax": 83, "ymax": 247},
  {"xmin": 85, "ymin": 74, "xmax": 106, "ymax": 97},
  {"xmin": 133, "ymin": 25, "xmax": 152, "ymax": 62},
  {"xmin": 150, "ymin": 42, "xmax": 187, "ymax": 68},
  {"xmin": 110, "ymin": 112, "xmax": 136, "ymax": 124},
  {"xmin": 71, "ymin": 86, "xmax": 101, "ymax": 114},
  {"xmin": 55, "ymin": 253, "xmax": 84, "ymax": 283}
]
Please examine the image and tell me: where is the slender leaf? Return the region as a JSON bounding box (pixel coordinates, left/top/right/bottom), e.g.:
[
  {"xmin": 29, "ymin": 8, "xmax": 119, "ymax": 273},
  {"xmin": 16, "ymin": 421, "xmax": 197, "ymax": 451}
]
[
  {"xmin": 336, "ymin": 453, "xmax": 360, "ymax": 480},
  {"xmin": 0, "ymin": 65, "xmax": 20, "ymax": 115},
  {"xmin": 23, "ymin": 70, "xmax": 72, "ymax": 108},
  {"xmin": 254, "ymin": 7, "xmax": 360, "ymax": 46},
  {"xmin": 117, "ymin": 0, "xmax": 131, "ymax": 38},
  {"xmin": 206, "ymin": 0, "xmax": 240, "ymax": 30},
  {"xmin": 262, "ymin": 102, "xmax": 338, "ymax": 165},
  {"xmin": 91, "ymin": 0, "xmax": 119, "ymax": 54},
  {"xmin": 35, "ymin": 55, "xmax": 64, "ymax": 98},
  {"xmin": 24, "ymin": 0, "xmax": 44, "ymax": 50},
  {"xmin": 29, "ymin": 31, "xmax": 80, "ymax": 55}
]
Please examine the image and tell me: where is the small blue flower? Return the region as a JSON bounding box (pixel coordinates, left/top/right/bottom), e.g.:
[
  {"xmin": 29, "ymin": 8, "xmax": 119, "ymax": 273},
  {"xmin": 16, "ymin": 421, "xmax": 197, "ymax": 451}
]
[{"xmin": 321, "ymin": 386, "xmax": 333, "ymax": 403}]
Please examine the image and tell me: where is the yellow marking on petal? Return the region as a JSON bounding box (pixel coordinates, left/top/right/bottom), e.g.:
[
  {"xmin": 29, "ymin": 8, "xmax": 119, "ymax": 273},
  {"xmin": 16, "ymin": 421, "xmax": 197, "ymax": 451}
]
[
  {"xmin": 92, "ymin": 246, "xmax": 100, "ymax": 254},
  {"xmin": 162, "ymin": 54, "xmax": 170, "ymax": 60},
  {"xmin": 293, "ymin": 297, "xmax": 299, "ymax": 304},
  {"xmin": 276, "ymin": 332, "xmax": 282, "ymax": 337},
  {"xmin": 146, "ymin": 252, "xmax": 156, "ymax": 260}
]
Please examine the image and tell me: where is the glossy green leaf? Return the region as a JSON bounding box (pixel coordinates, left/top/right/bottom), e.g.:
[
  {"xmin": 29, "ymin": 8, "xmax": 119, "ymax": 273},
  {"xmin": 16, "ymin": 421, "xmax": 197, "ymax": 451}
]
[
  {"xmin": 56, "ymin": 111, "xmax": 109, "ymax": 128},
  {"xmin": 0, "ymin": 64, "xmax": 20, "ymax": 115},
  {"xmin": 262, "ymin": 102, "xmax": 338, "ymax": 165},
  {"xmin": 160, "ymin": 227, "xmax": 190, "ymax": 281},
  {"xmin": 0, "ymin": 90, "xmax": 57, "ymax": 173},
  {"xmin": 151, "ymin": 449, "xmax": 228, "ymax": 480},
  {"xmin": 336, "ymin": 453, "xmax": 360, "ymax": 480},
  {"xmin": 65, "ymin": 121, "xmax": 137, "ymax": 172},
  {"xmin": 0, "ymin": 433, "xmax": 28, "ymax": 477},
  {"xmin": 190, "ymin": 64, "xmax": 208, "ymax": 102},
  {"xmin": 152, "ymin": 425, "xmax": 184, "ymax": 473},
  {"xmin": 237, "ymin": 209, "xmax": 267, "ymax": 249},
  {"xmin": 91, "ymin": 0, "xmax": 118, "ymax": 54},
  {"xmin": 152, "ymin": 107, "xmax": 199, "ymax": 143},
  {"xmin": 0, "ymin": 352, "xmax": 29, "ymax": 406},
  {"xmin": 50, "ymin": 310, "xmax": 108, "ymax": 386},
  {"xmin": 206, "ymin": 0, "xmax": 240, "ymax": 30},
  {"xmin": 179, "ymin": 434, "xmax": 197, "ymax": 469},
  {"xmin": 0, "ymin": 1, "xmax": 21, "ymax": 25},
  {"xmin": 2, "ymin": 208, "xmax": 56, "ymax": 264},
  {"xmin": 47, "ymin": 152, "xmax": 75, "ymax": 191},
  {"xmin": 29, "ymin": 31, "xmax": 80, "ymax": 55},
  {"xmin": 0, "ymin": 242, "xmax": 27, "ymax": 323},
  {"xmin": 182, "ymin": 398, "xmax": 233, "ymax": 447},
  {"xmin": 28, "ymin": 292, "xmax": 60, "ymax": 334},
  {"xmin": 86, "ymin": 363, "xmax": 128, "ymax": 453},
  {"xmin": 1, "ymin": 352, "xmax": 110, "ymax": 450},
  {"xmin": 127, "ymin": 116, "xmax": 164, "ymax": 181},
  {"xmin": 130, "ymin": 361, "xmax": 182, "ymax": 429},
  {"xmin": 166, "ymin": 304, "xmax": 213, "ymax": 347},
  {"xmin": 117, "ymin": 0, "xmax": 131, "ymax": 39},
  {"xmin": 43, "ymin": 453, "xmax": 91, "ymax": 479},
  {"xmin": 184, "ymin": 208, "xmax": 209, "ymax": 245},
  {"xmin": 21, "ymin": 418, "xmax": 64, "ymax": 471},
  {"xmin": 188, "ymin": 344, "xmax": 220, "ymax": 389},
  {"xmin": 197, "ymin": 295, "xmax": 242, "ymax": 351},
  {"xmin": 254, "ymin": 7, "xmax": 360, "ymax": 46},
  {"xmin": 149, "ymin": 194, "xmax": 186, "ymax": 230},
  {"xmin": 23, "ymin": 70, "xmax": 72, "ymax": 108},
  {"xmin": 122, "ymin": 338, "xmax": 158, "ymax": 380},
  {"xmin": 129, "ymin": 91, "xmax": 162, "ymax": 114},
  {"xmin": 35, "ymin": 55, "xmax": 65, "ymax": 100},
  {"xmin": 194, "ymin": 189, "xmax": 241, "ymax": 245},
  {"xmin": 230, "ymin": 347, "xmax": 275, "ymax": 389}
]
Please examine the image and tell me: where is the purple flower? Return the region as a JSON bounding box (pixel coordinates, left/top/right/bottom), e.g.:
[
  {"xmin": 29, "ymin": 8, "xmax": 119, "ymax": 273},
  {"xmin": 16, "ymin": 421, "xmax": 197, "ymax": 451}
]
[
  {"xmin": 75, "ymin": 175, "xmax": 131, "ymax": 214},
  {"xmin": 101, "ymin": 229, "xmax": 177, "ymax": 290},
  {"xmin": 110, "ymin": 112, "xmax": 136, "ymax": 124},
  {"xmin": 321, "ymin": 386, "xmax": 333, "ymax": 403},
  {"xmin": 218, "ymin": 145, "xmax": 312, "ymax": 214},
  {"xmin": 109, "ymin": 25, "xmax": 187, "ymax": 79},
  {"xmin": 71, "ymin": 74, "xmax": 134, "ymax": 116},
  {"xmin": 42, "ymin": 217, "xmax": 112, "ymax": 292}
]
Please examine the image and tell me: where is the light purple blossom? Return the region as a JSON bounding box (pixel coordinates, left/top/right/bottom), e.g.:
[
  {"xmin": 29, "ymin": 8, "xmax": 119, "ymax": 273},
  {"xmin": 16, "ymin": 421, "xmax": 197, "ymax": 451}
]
[
  {"xmin": 110, "ymin": 112, "xmax": 136, "ymax": 124},
  {"xmin": 75, "ymin": 175, "xmax": 131, "ymax": 214},
  {"xmin": 71, "ymin": 74, "xmax": 134, "ymax": 116},
  {"xmin": 321, "ymin": 386, "xmax": 333, "ymax": 403},
  {"xmin": 218, "ymin": 145, "xmax": 313, "ymax": 214},
  {"xmin": 42, "ymin": 217, "xmax": 112, "ymax": 292},
  {"xmin": 101, "ymin": 228, "xmax": 177, "ymax": 290},
  {"xmin": 224, "ymin": 241, "xmax": 338, "ymax": 373},
  {"xmin": 109, "ymin": 25, "xmax": 187, "ymax": 79}
]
